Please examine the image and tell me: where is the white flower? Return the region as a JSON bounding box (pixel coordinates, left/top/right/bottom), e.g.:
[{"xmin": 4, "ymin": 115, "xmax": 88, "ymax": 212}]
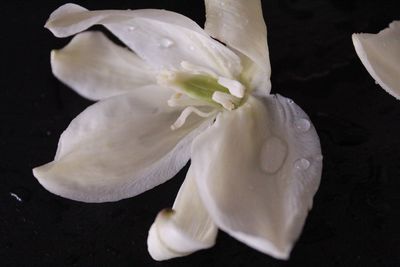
[
  {"xmin": 353, "ymin": 21, "xmax": 400, "ymax": 99},
  {"xmin": 33, "ymin": 1, "xmax": 322, "ymax": 261}
]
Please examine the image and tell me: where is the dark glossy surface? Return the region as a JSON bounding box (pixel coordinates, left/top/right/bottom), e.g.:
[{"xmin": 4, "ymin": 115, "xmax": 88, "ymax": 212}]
[{"xmin": 1, "ymin": 1, "xmax": 400, "ymax": 266}]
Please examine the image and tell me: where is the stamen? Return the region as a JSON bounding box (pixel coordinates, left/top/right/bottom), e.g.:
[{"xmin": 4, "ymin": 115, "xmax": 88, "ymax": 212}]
[
  {"xmin": 212, "ymin": 91, "xmax": 236, "ymax": 111},
  {"xmin": 171, "ymin": 107, "xmax": 216, "ymax": 130},
  {"xmin": 217, "ymin": 77, "xmax": 245, "ymax": 98},
  {"xmin": 181, "ymin": 61, "xmax": 218, "ymax": 78},
  {"xmin": 157, "ymin": 64, "xmax": 246, "ymax": 112}
]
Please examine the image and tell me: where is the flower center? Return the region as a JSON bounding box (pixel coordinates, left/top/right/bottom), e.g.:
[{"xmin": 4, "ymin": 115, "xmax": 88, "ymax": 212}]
[{"xmin": 157, "ymin": 61, "xmax": 247, "ymax": 130}]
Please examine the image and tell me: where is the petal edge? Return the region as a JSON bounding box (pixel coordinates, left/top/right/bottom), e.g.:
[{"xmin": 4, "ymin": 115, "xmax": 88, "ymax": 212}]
[
  {"xmin": 352, "ymin": 21, "xmax": 400, "ymax": 99},
  {"xmin": 51, "ymin": 31, "xmax": 156, "ymax": 101},
  {"xmin": 147, "ymin": 167, "xmax": 218, "ymax": 261},
  {"xmin": 191, "ymin": 95, "xmax": 322, "ymax": 259},
  {"xmin": 33, "ymin": 87, "xmax": 211, "ymax": 202}
]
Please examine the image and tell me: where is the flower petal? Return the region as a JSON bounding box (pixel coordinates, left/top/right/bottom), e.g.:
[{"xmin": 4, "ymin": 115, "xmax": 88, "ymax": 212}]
[
  {"xmin": 33, "ymin": 86, "xmax": 211, "ymax": 202},
  {"xmin": 52, "ymin": 31, "xmax": 156, "ymax": 101},
  {"xmin": 352, "ymin": 21, "xmax": 400, "ymax": 99},
  {"xmin": 204, "ymin": 0, "xmax": 271, "ymax": 93},
  {"xmin": 45, "ymin": 4, "xmax": 242, "ymax": 78},
  {"xmin": 147, "ymin": 166, "xmax": 218, "ymax": 261},
  {"xmin": 191, "ymin": 95, "xmax": 322, "ymax": 259}
]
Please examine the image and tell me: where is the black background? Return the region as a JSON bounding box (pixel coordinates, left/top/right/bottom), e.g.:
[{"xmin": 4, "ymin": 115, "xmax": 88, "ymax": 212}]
[{"xmin": 1, "ymin": 0, "xmax": 400, "ymax": 266}]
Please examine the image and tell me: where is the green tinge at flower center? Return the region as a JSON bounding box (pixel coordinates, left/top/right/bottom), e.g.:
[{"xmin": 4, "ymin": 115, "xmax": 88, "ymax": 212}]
[
  {"xmin": 179, "ymin": 75, "xmax": 230, "ymax": 105},
  {"xmin": 157, "ymin": 67, "xmax": 247, "ymax": 129},
  {"xmin": 166, "ymin": 72, "xmax": 246, "ymax": 111}
]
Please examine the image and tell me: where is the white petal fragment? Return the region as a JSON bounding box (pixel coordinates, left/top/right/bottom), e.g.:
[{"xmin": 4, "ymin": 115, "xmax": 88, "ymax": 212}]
[
  {"xmin": 45, "ymin": 3, "xmax": 242, "ymax": 78},
  {"xmin": 33, "ymin": 86, "xmax": 210, "ymax": 202},
  {"xmin": 51, "ymin": 31, "xmax": 156, "ymax": 101},
  {"xmin": 191, "ymin": 95, "xmax": 322, "ymax": 259},
  {"xmin": 352, "ymin": 21, "xmax": 400, "ymax": 99},
  {"xmin": 147, "ymin": 167, "xmax": 218, "ymax": 261},
  {"xmin": 204, "ymin": 0, "xmax": 271, "ymax": 93}
]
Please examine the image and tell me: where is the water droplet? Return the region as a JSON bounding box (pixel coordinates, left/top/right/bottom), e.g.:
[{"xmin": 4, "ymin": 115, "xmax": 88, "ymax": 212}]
[
  {"xmin": 294, "ymin": 158, "xmax": 310, "ymax": 170},
  {"xmin": 127, "ymin": 26, "xmax": 135, "ymax": 31},
  {"xmin": 294, "ymin": 118, "xmax": 311, "ymax": 132},
  {"xmin": 260, "ymin": 136, "xmax": 287, "ymax": 173},
  {"xmin": 315, "ymin": 154, "xmax": 323, "ymax": 161},
  {"xmin": 159, "ymin": 38, "xmax": 174, "ymax": 48},
  {"xmin": 189, "ymin": 45, "xmax": 195, "ymax": 51},
  {"xmin": 287, "ymin": 99, "xmax": 294, "ymax": 104}
]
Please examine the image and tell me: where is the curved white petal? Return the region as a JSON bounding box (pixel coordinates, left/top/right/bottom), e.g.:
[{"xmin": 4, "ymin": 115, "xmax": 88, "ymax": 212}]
[
  {"xmin": 204, "ymin": 0, "xmax": 271, "ymax": 93},
  {"xmin": 45, "ymin": 4, "xmax": 242, "ymax": 78},
  {"xmin": 353, "ymin": 21, "xmax": 400, "ymax": 99},
  {"xmin": 33, "ymin": 86, "xmax": 211, "ymax": 202},
  {"xmin": 52, "ymin": 31, "xmax": 156, "ymax": 101},
  {"xmin": 147, "ymin": 167, "xmax": 218, "ymax": 261},
  {"xmin": 191, "ymin": 95, "xmax": 322, "ymax": 259}
]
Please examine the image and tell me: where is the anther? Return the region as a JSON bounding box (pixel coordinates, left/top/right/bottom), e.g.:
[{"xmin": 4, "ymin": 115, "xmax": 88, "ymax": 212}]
[
  {"xmin": 217, "ymin": 77, "xmax": 245, "ymax": 98},
  {"xmin": 212, "ymin": 91, "xmax": 236, "ymax": 110}
]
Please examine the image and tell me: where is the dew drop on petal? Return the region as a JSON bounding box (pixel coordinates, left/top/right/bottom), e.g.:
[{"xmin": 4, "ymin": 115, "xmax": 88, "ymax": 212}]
[
  {"xmin": 315, "ymin": 154, "xmax": 323, "ymax": 162},
  {"xmin": 127, "ymin": 26, "xmax": 135, "ymax": 32},
  {"xmin": 294, "ymin": 118, "xmax": 311, "ymax": 132},
  {"xmin": 159, "ymin": 38, "xmax": 174, "ymax": 48},
  {"xmin": 287, "ymin": 98, "xmax": 294, "ymax": 104},
  {"xmin": 260, "ymin": 136, "xmax": 287, "ymax": 173},
  {"xmin": 294, "ymin": 158, "xmax": 310, "ymax": 170}
]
